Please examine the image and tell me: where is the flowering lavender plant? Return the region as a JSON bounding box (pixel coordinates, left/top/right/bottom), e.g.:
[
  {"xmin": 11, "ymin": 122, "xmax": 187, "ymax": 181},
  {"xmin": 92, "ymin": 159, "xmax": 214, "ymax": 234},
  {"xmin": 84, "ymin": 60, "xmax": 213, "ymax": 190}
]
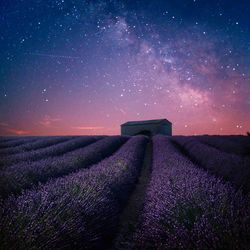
[
  {"xmin": 0, "ymin": 136, "xmax": 74, "ymax": 156},
  {"xmin": 195, "ymin": 135, "xmax": 250, "ymax": 157},
  {"xmin": 172, "ymin": 136, "xmax": 250, "ymax": 192},
  {"xmin": 0, "ymin": 136, "xmax": 128, "ymax": 198},
  {"xmin": 0, "ymin": 136, "xmax": 102, "ymax": 168},
  {"xmin": 135, "ymin": 135, "xmax": 250, "ymax": 249},
  {"xmin": 0, "ymin": 136, "xmax": 147, "ymax": 249},
  {"xmin": 0, "ymin": 136, "xmax": 41, "ymax": 149}
]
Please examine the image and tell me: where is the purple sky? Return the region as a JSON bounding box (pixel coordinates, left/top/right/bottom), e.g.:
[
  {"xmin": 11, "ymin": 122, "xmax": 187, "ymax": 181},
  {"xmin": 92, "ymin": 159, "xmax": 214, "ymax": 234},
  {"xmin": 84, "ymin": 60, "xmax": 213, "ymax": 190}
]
[{"xmin": 1, "ymin": 0, "xmax": 250, "ymax": 135}]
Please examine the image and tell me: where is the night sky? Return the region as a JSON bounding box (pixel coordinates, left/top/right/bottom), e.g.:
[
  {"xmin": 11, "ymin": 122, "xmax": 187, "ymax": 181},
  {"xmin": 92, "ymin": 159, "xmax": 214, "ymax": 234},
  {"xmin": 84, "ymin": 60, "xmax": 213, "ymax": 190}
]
[{"xmin": 1, "ymin": 0, "xmax": 250, "ymax": 136}]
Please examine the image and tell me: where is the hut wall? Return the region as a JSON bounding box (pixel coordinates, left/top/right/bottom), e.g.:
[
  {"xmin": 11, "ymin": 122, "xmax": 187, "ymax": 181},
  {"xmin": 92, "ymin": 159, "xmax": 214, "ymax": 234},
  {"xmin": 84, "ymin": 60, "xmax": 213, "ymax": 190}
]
[{"xmin": 121, "ymin": 123, "xmax": 172, "ymax": 136}]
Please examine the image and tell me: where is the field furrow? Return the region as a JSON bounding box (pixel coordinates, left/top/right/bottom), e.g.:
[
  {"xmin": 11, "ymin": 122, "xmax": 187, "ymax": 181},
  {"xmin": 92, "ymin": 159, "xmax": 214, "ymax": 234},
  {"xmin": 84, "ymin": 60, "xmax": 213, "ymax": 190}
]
[
  {"xmin": 0, "ymin": 136, "xmax": 128, "ymax": 198},
  {"xmin": 0, "ymin": 137, "xmax": 43, "ymax": 149},
  {"xmin": 0, "ymin": 134, "xmax": 249, "ymax": 249},
  {"xmin": 0, "ymin": 136, "xmax": 75, "ymax": 156},
  {"xmin": 0, "ymin": 137, "xmax": 21, "ymax": 143},
  {"xmin": 0, "ymin": 136, "xmax": 148, "ymax": 250},
  {"xmin": 172, "ymin": 136, "xmax": 250, "ymax": 192},
  {"xmin": 195, "ymin": 135, "xmax": 250, "ymax": 157},
  {"xmin": 0, "ymin": 136, "xmax": 102, "ymax": 168},
  {"xmin": 111, "ymin": 139, "xmax": 152, "ymax": 250},
  {"xmin": 135, "ymin": 135, "xmax": 250, "ymax": 249}
]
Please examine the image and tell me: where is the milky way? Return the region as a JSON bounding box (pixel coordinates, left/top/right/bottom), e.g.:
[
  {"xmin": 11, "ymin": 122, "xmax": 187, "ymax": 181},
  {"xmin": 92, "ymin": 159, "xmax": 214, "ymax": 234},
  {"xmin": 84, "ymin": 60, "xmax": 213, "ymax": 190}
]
[{"xmin": 1, "ymin": 0, "xmax": 250, "ymax": 135}]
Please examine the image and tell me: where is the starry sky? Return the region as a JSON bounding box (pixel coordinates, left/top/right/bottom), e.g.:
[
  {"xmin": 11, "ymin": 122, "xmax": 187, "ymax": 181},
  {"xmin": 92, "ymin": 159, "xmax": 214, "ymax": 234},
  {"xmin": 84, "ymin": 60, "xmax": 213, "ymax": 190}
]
[{"xmin": 1, "ymin": 0, "xmax": 250, "ymax": 136}]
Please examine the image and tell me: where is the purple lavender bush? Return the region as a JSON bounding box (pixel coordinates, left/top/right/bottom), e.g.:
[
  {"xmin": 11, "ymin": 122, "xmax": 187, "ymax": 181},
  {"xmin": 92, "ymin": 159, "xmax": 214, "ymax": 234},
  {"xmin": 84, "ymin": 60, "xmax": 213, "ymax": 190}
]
[
  {"xmin": 196, "ymin": 135, "xmax": 250, "ymax": 157},
  {"xmin": 0, "ymin": 136, "xmax": 41, "ymax": 149},
  {"xmin": 0, "ymin": 136, "xmax": 18, "ymax": 143},
  {"xmin": 0, "ymin": 136, "xmax": 147, "ymax": 249},
  {"xmin": 172, "ymin": 136, "xmax": 250, "ymax": 192},
  {"xmin": 135, "ymin": 135, "xmax": 250, "ymax": 249},
  {"xmin": 0, "ymin": 136, "xmax": 128, "ymax": 198},
  {"xmin": 0, "ymin": 136, "xmax": 74, "ymax": 156},
  {"xmin": 230, "ymin": 135, "xmax": 250, "ymax": 156},
  {"xmin": 0, "ymin": 136, "xmax": 102, "ymax": 168}
]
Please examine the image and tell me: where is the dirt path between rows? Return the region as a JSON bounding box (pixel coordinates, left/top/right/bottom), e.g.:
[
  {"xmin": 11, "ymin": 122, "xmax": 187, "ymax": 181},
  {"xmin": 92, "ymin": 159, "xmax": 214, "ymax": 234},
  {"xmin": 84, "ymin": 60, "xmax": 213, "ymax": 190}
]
[{"xmin": 110, "ymin": 139, "xmax": 152, "ymax": 250}]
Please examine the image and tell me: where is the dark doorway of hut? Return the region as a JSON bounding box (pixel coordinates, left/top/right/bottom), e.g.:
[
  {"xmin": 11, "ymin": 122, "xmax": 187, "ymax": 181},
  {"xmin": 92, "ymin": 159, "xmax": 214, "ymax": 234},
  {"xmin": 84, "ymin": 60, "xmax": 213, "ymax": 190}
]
[{"xmin": 135, "ymin": 130, "xmax": 152, "ymax": 137}]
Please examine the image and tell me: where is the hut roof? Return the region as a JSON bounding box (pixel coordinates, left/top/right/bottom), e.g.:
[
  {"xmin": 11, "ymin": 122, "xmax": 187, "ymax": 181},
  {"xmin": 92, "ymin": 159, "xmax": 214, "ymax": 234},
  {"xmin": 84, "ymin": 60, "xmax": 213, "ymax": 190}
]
[{"xmin": 121, "ymin": 119, "xmax": 171, "ymax": 126}]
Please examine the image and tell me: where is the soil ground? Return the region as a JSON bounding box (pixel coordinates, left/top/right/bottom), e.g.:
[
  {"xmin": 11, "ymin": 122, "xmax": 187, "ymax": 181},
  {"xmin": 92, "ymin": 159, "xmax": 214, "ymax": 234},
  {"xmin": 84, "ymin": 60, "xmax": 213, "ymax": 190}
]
[{"xmin": 110, "ymin": 140, "xmax": 152, "ymax": 250}]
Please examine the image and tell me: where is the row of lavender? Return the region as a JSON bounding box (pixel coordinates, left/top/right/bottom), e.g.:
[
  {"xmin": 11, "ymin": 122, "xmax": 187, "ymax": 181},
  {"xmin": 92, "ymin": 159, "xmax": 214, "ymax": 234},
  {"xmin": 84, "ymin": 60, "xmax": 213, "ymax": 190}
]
[
  {"xmin": 135, "ymin": 136, "xmax": 250, "ymax": 249},
  {"xmin": 0, "ymin": 136, "xmax": 128, "ymax": 198},
  {"xmin": 195, "ymin": 135, "xmax": 250, "ymax": 157},
  {"xmin": 172, "ymin": 136, "xmax": 250, "ymax": 192},
  {"xmin": 0, "ymin": 136, "xmax": 77, "ymax": 150},
  {"xmin": 1, "ymin": 135, "xmax": 249, "ymax": 249},
  {"xmin": 0, "ymin": 136, "xmax": 75, "ymax": 155},
  {"xmin": 0, "ymin": 136, "xmax": 148, "ymax": 249},
  {"xmin": 0, "ymin": 136, "xmax": 46, "ymax": 149},
  {"xmin": 0, "ymin": 136, "xmax": 108, "ymax": 168}
]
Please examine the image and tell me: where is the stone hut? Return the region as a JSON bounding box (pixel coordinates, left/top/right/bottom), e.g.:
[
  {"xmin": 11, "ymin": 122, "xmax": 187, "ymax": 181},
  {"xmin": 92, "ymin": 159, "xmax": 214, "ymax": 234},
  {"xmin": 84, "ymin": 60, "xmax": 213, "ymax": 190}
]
[{"xmin": 121, "ymin": 119, "xmax": 172, "ymax": 136}]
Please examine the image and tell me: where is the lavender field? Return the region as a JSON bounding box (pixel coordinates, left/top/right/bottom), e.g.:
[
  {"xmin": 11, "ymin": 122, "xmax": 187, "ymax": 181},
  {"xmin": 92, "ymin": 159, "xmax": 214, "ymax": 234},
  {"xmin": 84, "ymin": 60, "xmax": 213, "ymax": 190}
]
[{"xmin": 0, "ymin": 135, "xmax": 250, "ymax": 250}]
